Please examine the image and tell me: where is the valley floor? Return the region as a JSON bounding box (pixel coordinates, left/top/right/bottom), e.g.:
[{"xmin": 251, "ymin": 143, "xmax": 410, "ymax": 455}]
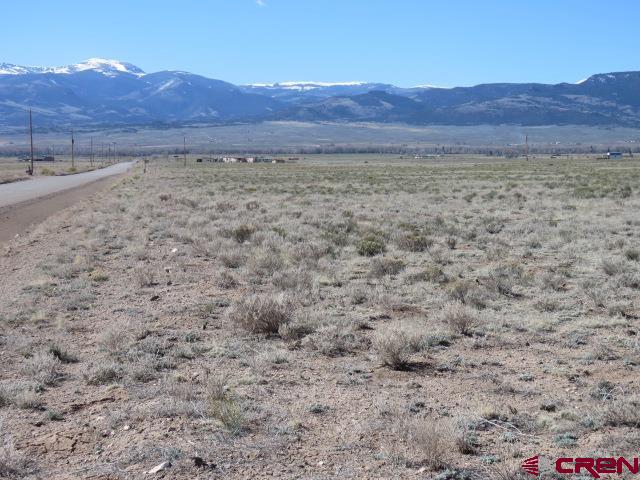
[{"xmin": 1, "ymin": 155, "xmax": 640, "ymax": 479}]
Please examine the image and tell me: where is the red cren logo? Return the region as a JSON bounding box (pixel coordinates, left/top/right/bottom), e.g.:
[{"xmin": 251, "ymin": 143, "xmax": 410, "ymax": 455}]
[
  {"xmin": 521, "ymin": 455, "xmax": 539, "ymax": 477},
  {"xmin": 522, "ymin": 455, "xmax": 640, "ymax": 478}
]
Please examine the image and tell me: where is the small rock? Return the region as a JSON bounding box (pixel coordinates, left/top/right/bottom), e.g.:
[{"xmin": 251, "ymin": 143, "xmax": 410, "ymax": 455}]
[
  {"xmin": 146, "ymin": 461, "xmax": 171, "ymax": 474},
  {"xmin": 192, "ymin": 456, "xmax": 216, "ymax": 469},
  {"xmin": 308, "ymin": 403, "xmax": 329, "ymax": 414},
  {"xmin": 123, "ymin": 425, "xmax": 130, "ymax": 431},
  {"xmin": 150, "ymin": 295, "xmax": 160, "ymax": 302}
]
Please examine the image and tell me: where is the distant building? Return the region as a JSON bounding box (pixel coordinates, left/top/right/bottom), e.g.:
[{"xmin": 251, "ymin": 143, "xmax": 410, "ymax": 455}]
[
  {"xmin": 607, "ymin": 152, "xmax": 623, "ymax": 159},
  {"xmin": 20, "ymin": 155, "xmax": 55, "ymax": 162},
  {"xmin": 211, "ymin": 156, "xmax": 282, "ymax": 164}
]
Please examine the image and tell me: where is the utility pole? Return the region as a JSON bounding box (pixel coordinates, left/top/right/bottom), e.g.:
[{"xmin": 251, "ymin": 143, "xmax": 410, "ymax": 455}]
[
  {"xmin": 114, "ymin": 142, "xmax": 117, "ymax": 163},
  {"xmin": 29, "ymin": 109, "xmax": 34, "ymax": 176},
  {"xmin": 71, "ymin": 129, "xmax": 75, "ymax": 169},
  {"xmin": 183, "ymin": 136, "xmax": 187, "ymax": 167},
  {"xmin": 90, "ymin": 137, "xmax": 93, "ymax": 166},
  {"xmin": 101, "ymin": 142, "xmax": 104, "ymax": 164}
]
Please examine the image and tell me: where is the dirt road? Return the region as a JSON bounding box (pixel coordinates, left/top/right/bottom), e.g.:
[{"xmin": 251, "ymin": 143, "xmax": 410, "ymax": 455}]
[
  {"xmin": 0, "ymin": 162, "xmax": 133, "ymax": 208},
  {"xmin": 0, "ymin": 162, "xmax": 133, "ymax": 242}
]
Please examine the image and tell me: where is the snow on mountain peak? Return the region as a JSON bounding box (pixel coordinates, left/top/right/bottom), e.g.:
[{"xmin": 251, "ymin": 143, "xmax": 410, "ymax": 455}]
[
  {"xmin": 0, "ymin": 63, "xmax": 30, "ymax": 75},
  {"xmin": 0, "ymin": 58, "xmax": 145, "ymax": 76},
  {"xmin": 247, "ymin": 81, "xmax": 367, "ymax": 91},
  {"xmin": 411, "ymin": 84, "xmax": 452, "ymax": 89},
  {"xmin": 69, "ymin": 58, "xmax": 145, "ymax": 75}
]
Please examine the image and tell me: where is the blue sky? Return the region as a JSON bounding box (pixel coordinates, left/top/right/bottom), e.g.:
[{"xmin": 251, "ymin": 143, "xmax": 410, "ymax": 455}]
[{"xmin": 1, "ymin": 0, "xmax": 638, "ymax": 86}]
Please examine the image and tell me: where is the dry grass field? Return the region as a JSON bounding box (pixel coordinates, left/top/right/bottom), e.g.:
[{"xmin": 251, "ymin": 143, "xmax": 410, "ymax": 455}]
[{"xmin": 1, "ymin": 154, "xmax": 640, "ymax": 479}]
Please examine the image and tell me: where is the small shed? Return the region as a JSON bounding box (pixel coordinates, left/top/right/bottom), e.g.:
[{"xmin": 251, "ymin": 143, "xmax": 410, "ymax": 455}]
[{"xmin": 607, "ymin": 152, "xmax": 623, "ymax": 159}]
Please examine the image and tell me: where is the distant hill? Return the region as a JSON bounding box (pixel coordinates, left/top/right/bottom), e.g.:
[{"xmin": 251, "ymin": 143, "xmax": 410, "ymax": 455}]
[
  {"xmin": 0, "ymin": 59, "xmax": 282, "ymax": 127},
  {"xmin": 1, "ymin": 58, "xmax": 639, "ymax": 128}
]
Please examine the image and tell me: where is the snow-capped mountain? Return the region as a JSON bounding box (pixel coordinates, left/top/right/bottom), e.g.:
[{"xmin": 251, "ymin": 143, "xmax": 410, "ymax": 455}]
[
  {"xmin": 0, "ymin": 59, "xmax": 639, "ymax": 128},
  {"xmin": 249, "ymin": 81, "xmax": 368, "ymax": 90},
  {"xmin": 0, "ymin": 58, "xmax": 144, "ymax": 76},
  {"xmin": 0, "ymin": 60, "xmax": 281, "ymax": 126},
  {"xmin": 240, "ymin": 81, "xmax": 404, "ymax": 103}
]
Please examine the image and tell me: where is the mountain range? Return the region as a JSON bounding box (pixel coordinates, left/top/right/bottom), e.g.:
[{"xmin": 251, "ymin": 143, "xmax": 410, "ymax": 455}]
[{"xmin": 0, "ymin": 58, "xmax": 639, "ymax": 128}]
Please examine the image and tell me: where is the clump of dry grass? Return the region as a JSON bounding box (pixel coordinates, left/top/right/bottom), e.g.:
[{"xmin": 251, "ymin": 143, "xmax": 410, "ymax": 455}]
[
  {"xmin": 368, "ymin": 258, "xmax": 406, "ymax": 278},
  {"xmin": 404, "ymin": 265, "xmax": 448, "ymax": 284},
  {"xmin": 230, "ymin": 224, "xmax": 255, "ymax": 244},
  {"xmin": 0, "ymin": 382, "xmax": 43, "ymax": 411},
  {"xmin": 438, "ymin": 301, "xmax": 479, "ymax": 336},
  {"xmin": 278, "ymin": 321, "xmax": 315, "ymax": 341},
  {"xmin": 357, "ymin": 235, "xmax": 386, "ymax": 256},
  {"xmin": 486, "ymin": 264, "xmax": 527, "ymax": 296},
  {"xmin": 206, "ymin": 376, "xmax": 247, "ymax": 435},
  {"xmin": 484, "ymin": 217, "xmax": 504, "ymax": 234},
  {"xmin": 447, "ymin": 280, "xmax": 491, "ymax": 309},
  {"xmin": 0, "ymin": 427, "xmax": 34, "ymax": 478},
  {"xmin": 89, "ymin": 267, "xmax": 109, "ymax": 282},
  {"xmin": 602, "ymin": 258, "xmax": 627, "ymax": 276},
  {"xmin": 625, "ymin": 248, "xmax": 640, "ymax": 261},
  {"xmin": 303, "ymin": 320, "xmax": 366, "ymax": 356},
  {"xmin": 247, "ymin": 250, "xmax": 286, "ymax": 280},
  {"xmin": 272, "ymin": 268, "xmax": 313, "ymax": 292},
  {"xmin": 228, "ymin": 294, "xmax": 294, "ymax": 334},
  {"xmin": 48, "ymin": 344, "xmax": 77, "ymax": 364},
  {"xmin": 373, "ymin": 325, "xmax": 426, "ymax": 370},
  {"xmin": 218, "ymin": 249, "xmax": 246, "ymax": 269},
  {"xmin": 394, "ymin": 231, "xmax": 433, "ymax": 252},
  {"xmin": 21, "ymin": 351, "xmax": 62, "ymax": 386},
  {"xmin": 603, "ymin": 397, "xmax": 640, "ymax": 427},
  {"xmin": 217, "ymin": 271, "xmax": 239, "ymax": 289},
  {"xmin": 483, "ymin": 463, "xmax": 530, "ymax": 480},
  {"xmin": 539, "ymin": 271, "xmax": 566, "ymax": 291},
  {"xmin": 454, "ymin": 419, "xmax": 480, "ymax": 455},
  {"xmin": 98, "ymin": 322, "xmax": 133, "ymax": 356},
  {"xmin": 85, "ymin": 363, "xmax": 123, "ymax": 386},
  {"xmin": 390, "ymin": 416, "xmax": 453, "ymax": 470},
  {"xmin": 134, "ymin": 264, "xmax": 156, "ymax": 287},
  {"xmin": 245, "ymin": 200, "xmax": 260, "ymax": 211},
  {"xmin": 347, "ymin": 284, "xmax": 368, "ymax": 304},
  {"xmin": 0, "ymin": 387, "xmax": 10, "ymax": 408}
]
